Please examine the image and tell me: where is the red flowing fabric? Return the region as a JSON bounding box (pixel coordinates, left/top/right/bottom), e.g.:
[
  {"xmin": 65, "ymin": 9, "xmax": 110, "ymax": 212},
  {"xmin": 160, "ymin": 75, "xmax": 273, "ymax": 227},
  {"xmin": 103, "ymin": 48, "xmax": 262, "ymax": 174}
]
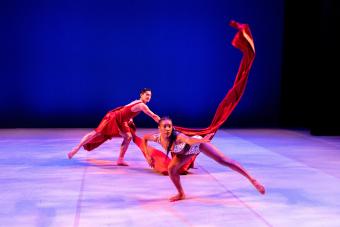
[{"xmin": 132, "ymin": 20, "xmax": 256, "ymax": 175}]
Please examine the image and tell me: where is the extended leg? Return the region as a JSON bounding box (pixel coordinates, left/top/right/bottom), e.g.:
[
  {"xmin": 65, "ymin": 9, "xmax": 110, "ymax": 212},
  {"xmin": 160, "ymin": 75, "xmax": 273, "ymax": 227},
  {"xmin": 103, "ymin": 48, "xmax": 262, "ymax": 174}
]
[
  {"xmin": 199, "ymin": 143, "xmax": 265, "ymax": 194},
  {"xmin": 68, "ymin": 130, "xmax": 99, "ymax": 159}
]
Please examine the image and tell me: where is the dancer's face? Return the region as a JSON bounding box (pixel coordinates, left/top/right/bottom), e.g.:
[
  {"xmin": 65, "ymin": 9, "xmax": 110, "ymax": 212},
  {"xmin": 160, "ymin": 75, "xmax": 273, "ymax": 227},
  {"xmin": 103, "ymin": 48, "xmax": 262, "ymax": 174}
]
[
  {"xmin": 158, "ymin": 119, "xmax": 173, "ymax": 137},
  {"xmin": 140, "ymin": 91, "xmax": 152, "ymax": 103}
]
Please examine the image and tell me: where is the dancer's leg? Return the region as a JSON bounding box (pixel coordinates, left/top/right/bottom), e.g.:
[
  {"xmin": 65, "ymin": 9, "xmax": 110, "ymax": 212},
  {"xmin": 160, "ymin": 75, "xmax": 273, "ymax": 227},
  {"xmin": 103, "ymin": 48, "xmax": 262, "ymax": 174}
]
[
  {"xmin": 199, "ymin": 143, "xmax": 265, "ymax": 194},
  {"xmin": 168, "ymin": 154, "xmax": 196, "ymax": 202},
  {"xmin": 68, "ymin": 130, "xmax": 99, "ymax": 159},
  {"xmin": 116, "ymin": 132, "xmax": 132, "ymax": 166}
]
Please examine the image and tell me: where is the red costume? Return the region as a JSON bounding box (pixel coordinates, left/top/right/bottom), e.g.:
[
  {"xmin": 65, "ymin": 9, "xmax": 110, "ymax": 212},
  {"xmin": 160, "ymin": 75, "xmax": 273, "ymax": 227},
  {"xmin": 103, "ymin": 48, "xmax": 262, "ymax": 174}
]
[
  {"xmin": 83, "ymin": 101, "xmax": 142, "ymax": 151},
  {"xmin": 132, "ymin": 20, "xmax": 256, "ymax": 175}
]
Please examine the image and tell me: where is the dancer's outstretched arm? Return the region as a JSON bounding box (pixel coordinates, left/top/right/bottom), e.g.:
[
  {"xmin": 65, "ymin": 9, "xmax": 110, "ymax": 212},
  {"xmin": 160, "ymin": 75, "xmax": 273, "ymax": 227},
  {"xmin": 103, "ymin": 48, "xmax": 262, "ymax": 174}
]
[
  {"xmin": 176, "ymin": 133, "xmax": 214, "ymax": 145},
  {"xmin": 140, "ymin": 104, "xmax": 160, "ymax": 123}
]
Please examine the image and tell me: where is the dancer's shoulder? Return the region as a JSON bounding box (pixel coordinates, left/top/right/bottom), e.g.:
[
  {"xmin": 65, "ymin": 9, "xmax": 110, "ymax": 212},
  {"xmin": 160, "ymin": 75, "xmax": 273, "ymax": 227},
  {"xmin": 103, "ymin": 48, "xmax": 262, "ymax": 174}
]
[
  {"xmin": 126, "ymin": 100, "xmax": 142, "ymax": 105},
  {"xmin": 176, "ymin": 133, "xmax": 187, "ymax": 141}
]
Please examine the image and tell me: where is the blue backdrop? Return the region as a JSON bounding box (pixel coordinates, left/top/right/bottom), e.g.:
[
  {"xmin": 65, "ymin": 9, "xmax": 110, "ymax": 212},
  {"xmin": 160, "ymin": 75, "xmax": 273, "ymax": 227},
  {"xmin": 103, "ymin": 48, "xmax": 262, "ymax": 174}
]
[{"xmin": 0, "ymin": 0, "xmax": 284, "ymax": 128}]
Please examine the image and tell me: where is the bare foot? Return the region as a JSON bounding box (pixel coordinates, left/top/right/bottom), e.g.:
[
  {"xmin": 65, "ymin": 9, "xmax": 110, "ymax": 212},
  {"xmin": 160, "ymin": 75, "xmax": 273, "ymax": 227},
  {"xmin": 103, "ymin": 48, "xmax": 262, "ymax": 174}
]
[
  {"xmin": 169, "ymin": 193, "xmax": 185, "ymax": 202},
  {"xmin": 116, "ymin": 159, "xmax": 129, "ymax": 166},
  {"xmin": 180, "ymin": 170, "xmax": 189, "ymax": 175},
  {"xmin": 67, "ymin": 148, "xmax": 79, "ymax": 159},
  {"xmin": 251, "ymin": 179, "xmax": 265, "ymax": 195}
]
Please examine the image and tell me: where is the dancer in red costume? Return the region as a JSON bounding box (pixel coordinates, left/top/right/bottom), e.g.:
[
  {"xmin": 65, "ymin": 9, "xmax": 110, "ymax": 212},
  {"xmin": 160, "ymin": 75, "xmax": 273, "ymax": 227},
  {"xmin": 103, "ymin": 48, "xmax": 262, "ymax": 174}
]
[
  {"xmin": 68, "ymin": 88, "xmax": 160, "ymax": 166},
  {"xmin": 132, "ymin": 20, "xmax": 257, "ymax": 175},
  {"xmin": 143, "ymin": 117, "xmax": 265, "ymax": 202}
]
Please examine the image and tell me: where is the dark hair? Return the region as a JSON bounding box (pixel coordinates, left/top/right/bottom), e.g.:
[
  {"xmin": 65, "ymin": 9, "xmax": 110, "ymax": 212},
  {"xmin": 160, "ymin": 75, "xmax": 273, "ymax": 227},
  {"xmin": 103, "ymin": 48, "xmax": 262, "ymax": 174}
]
[
  {"xmin": 159, "ymin": 116, "xmax": 178, "ymax": 157},
  {"xmin": 140, "ymin": 88, "xmax": 151, "ymax": 95}
]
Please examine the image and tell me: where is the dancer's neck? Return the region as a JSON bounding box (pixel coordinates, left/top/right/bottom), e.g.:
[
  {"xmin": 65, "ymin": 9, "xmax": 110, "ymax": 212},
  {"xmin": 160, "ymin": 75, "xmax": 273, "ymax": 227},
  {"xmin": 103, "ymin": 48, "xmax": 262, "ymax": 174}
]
[
  {"xmin": 139, "ymin": 98, "xmax": 147, "ymax": 104},
  {"xmin": 160, "ymin": 134, "xmax": 170, "ymax": 143}
]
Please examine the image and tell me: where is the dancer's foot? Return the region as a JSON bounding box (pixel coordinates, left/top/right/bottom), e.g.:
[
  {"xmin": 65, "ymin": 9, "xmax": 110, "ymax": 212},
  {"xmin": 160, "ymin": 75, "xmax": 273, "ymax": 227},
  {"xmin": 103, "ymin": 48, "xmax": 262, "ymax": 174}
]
[
  {"xmin": 251, "ymin": 179, "xmax": 265, "ymax": 194},
  {"xmin": 169, "ymin": 193, "xmax": 185, "ymax": 202},
  {"xmin": 116, "ymin": 158, "xmax": 129, "ymax": 166},
  {"xmin": 67, "ymin": 148, "xmax": 79, "ymax": 159},
  {"xmin": 180, "ymin": 170, "xmax": 189, "ymax": 175}
]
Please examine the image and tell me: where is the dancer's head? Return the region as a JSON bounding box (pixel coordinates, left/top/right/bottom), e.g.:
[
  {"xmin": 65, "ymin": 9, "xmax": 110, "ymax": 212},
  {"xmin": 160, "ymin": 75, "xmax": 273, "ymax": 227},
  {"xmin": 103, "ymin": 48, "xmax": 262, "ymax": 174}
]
[
  {"xmin": 158, "ymin": 116, "xmax": 173, "ymax": 137},
  {"xmin": 140, "ymin": 88, "xmax": 152, "ymax": 103},
  {"xmin": 158, "ymin": 116, "xmax": 177, "ymax": 156}
]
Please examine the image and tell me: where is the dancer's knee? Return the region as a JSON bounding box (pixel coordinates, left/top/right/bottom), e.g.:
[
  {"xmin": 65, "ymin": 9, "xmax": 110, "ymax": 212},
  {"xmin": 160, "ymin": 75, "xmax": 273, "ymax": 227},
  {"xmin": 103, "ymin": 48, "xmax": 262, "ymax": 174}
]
[
  {"xmin": 123, "ymin": 134, "xmax": 132, "ymax": 142},
  {"xmin": 168, "ymin": 164, "xmax": 179, "ymax": 176}
]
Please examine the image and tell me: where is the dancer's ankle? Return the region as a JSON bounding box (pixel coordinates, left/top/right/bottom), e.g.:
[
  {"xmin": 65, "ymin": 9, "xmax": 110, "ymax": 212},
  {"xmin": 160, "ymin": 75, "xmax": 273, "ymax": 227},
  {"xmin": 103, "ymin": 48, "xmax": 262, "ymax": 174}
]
[
  {"xmin": 169, "ymin": 192, "xmax": 185, "ymax": 202},
  {"xmin": 116, "ymin": 157, "xmax": 129, "ymax": 166}
]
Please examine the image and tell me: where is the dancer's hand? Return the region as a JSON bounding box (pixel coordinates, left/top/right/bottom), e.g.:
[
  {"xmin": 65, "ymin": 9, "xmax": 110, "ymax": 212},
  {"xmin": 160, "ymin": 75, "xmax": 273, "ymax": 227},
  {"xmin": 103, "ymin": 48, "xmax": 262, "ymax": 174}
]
[
  {"xmin": 154, "ymin": 115, "xmax": 160, "ymax": 123},
  {"xmin": 200, "ymin": 138, "xmax": 211, "ymax": 143},
  {"xmin": 198, "ymin": 133, "xmax": 214, "ymax": 143},
  {"xmin": 128, "ymin": 119, "xmax": 136, "ymax": 131},
  {"xmin": 203, "ymin": 133, "xmax": 214, "ymax": 140},
  {"xmin": 148, "ymin": 156, "xmax": 155, "ymax": 168}
]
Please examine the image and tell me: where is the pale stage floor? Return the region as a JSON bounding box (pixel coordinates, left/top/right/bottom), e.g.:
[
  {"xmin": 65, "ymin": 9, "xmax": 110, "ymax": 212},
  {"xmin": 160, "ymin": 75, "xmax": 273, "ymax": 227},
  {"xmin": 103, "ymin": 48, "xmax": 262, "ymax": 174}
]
[{"xmin": 1, "ymin": 128, "xmax": 340, "ymax": 227}]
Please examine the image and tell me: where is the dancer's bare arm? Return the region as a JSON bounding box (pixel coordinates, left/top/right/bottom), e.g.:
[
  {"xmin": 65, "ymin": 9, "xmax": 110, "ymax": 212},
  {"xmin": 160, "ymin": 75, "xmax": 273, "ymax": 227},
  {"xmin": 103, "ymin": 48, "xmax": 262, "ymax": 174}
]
[
  {"xmin": 141, "ymin": 104, "xmax": 160, "ymax": 123},
  {"xmin": 177, "ymin": 133, "xmax": 213, "ymax": 145},
  {"xmin": 142, "ymin": 134, "xmax": 158, "ymax": 166},
  {"xmin": 133, "ymin": 103, "xmax": 160, "ymax": 123}
]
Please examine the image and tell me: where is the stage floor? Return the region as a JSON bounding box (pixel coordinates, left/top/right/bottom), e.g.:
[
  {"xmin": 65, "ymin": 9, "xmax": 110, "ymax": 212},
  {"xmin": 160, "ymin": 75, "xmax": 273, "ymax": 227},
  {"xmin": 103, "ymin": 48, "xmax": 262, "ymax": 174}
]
[{"xmin": 1, "ymin": 128, "xmax": 340, "ymax": 227}]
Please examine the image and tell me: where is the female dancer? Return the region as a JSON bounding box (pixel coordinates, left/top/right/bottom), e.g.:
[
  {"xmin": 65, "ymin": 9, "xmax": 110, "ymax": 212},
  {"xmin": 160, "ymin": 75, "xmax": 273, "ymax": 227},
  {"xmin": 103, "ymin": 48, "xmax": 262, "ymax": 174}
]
[
  {"xmin": 68, "ymin": 88, "xmax": 160, "ymax": 166},
  {"xmin": 131, "ymin": 20, "xmax": 257, "ymax": 175},
  {"xmin": 142, "ymin": 116, "xmax": 265, "ymax": 202}
]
